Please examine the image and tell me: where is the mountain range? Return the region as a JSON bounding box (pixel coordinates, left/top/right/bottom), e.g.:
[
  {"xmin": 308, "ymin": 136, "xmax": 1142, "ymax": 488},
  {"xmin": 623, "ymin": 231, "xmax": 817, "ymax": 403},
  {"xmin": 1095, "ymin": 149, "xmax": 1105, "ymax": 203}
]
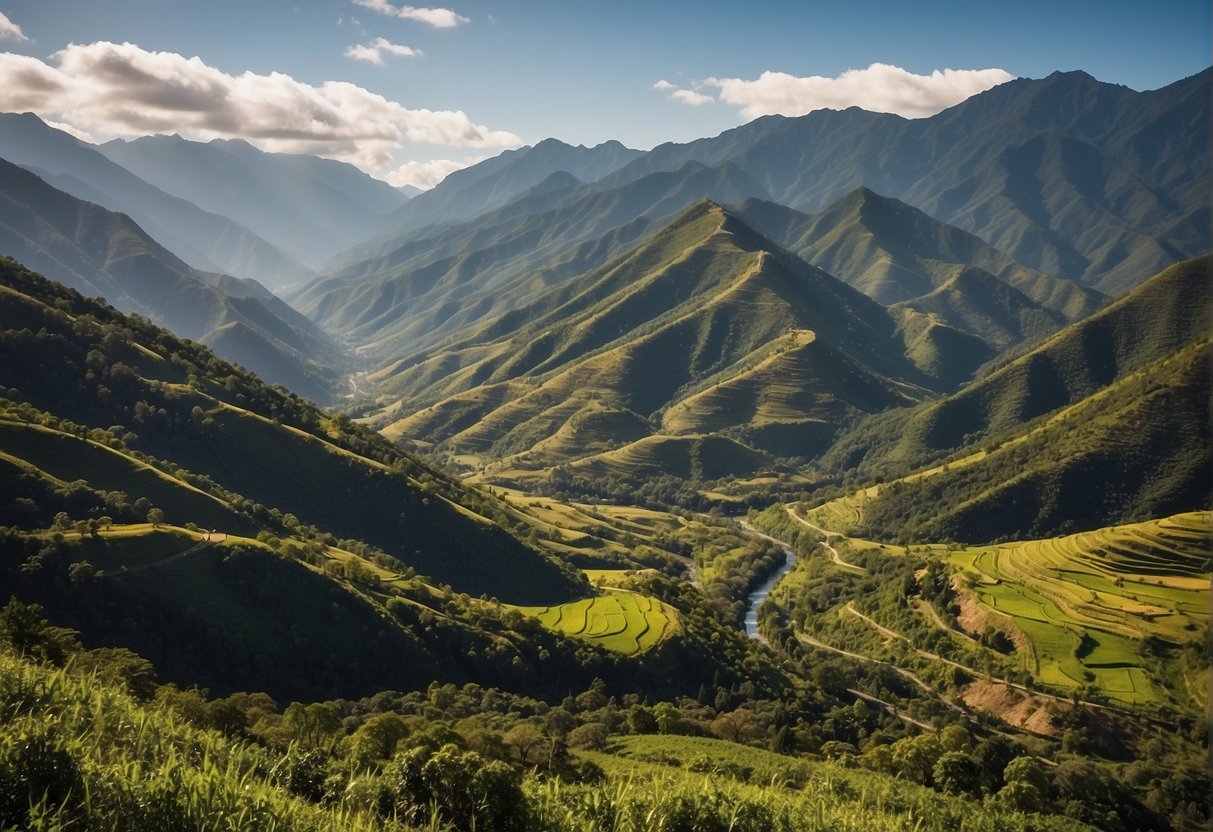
[
  {"xmin": 98, "ymin": 134, "xmax": 409, "ymax": 272},
  {"xmin": 0, "ymin": 61, "xmax": 1207, "ymax": 832},
  {"xmin": 0, "ymin": 157, "xmax": 349, "ymax": 402}
]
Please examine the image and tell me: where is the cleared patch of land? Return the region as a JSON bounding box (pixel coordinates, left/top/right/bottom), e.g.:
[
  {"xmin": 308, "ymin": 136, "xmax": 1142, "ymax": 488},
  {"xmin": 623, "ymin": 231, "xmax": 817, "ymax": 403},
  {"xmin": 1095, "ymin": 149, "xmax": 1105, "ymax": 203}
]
[
  {"xmin": 948, "ymin": 512, "xmax": 1209, "ymax": 707},
  {"xmin": 515, "ymin": 591, "xmax": 677, "ymax": 655}
]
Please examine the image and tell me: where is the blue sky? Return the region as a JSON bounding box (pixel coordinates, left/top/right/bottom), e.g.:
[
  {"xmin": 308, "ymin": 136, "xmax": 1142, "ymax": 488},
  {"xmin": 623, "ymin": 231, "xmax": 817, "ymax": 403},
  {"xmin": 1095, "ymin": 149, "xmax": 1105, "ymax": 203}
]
[{"xmin": 0, "ymin": 0, "xmax": 1208, "ymax": 186}]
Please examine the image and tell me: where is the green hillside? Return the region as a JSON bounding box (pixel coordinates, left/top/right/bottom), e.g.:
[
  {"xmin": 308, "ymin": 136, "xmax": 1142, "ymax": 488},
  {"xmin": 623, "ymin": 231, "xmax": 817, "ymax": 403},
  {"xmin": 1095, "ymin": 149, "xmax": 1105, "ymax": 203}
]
[
  {"xmin": 736, "ymin": 188, "xmax": 1103, "ymax": 322},
  {"xmin": 370, "ymin": 202, "xmax": 987, "ymax": 484},
  {"xmin": 0, "ymin": 259, "xmax": 815, "ymax": 705},
  {"xmin": 292, "ymin": 162, "xmax": 771, "ymax": 362},
  {"xmin": 0, "ymin": 645, "xmax": 1113, "ymax": 832},
  {"xmin": 811, "ymin": 338, "xmax": 1211, "ymax": 544},
  {"xmin": 823, "ymin": 255, "xmax": 1212, "ymax": 477},
  {"xmin": 0, "ymin": 257, "xmax": 580, "ymax": 604},
  {"xmin": 893, "ymin": 266, "xmax": 1068, "ymax": 352}
]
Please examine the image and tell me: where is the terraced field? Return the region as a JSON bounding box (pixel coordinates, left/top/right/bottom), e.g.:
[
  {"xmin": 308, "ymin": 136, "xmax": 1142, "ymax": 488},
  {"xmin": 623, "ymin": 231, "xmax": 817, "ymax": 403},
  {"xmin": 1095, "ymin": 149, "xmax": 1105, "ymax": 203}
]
[
  {"xmin": 948, "ymin": 512, "xmax": 1210, "ymax": 707},
  {"xmin": 515, "ymin": 591, "xmax": 677, "ymax": 654}
]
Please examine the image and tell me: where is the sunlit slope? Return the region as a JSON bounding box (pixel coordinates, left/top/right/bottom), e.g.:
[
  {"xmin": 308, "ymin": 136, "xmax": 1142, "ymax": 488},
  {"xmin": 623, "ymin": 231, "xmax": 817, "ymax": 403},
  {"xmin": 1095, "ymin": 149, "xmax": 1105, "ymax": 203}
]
[
  {"xmin": 736, "ymin": 188, "xmax": 1104, "ymax": 320},
  {"xmin": 823, "ymin": 255, "xmax": 1212, "ymax": 476},
  {"xmin": 807, "ymin": 338, "xmax": 1210, "ymax": 544},
  {"xmin": 379, "ymin": 202, "xmax": 978, "ymax": 476},
  {"xmin": 949, "ymin": 512, "xmax": 1209, "ymax": 707},
  {"xmin": 294, "ymin": 162, "xmax": 771, "ymax": 361}
]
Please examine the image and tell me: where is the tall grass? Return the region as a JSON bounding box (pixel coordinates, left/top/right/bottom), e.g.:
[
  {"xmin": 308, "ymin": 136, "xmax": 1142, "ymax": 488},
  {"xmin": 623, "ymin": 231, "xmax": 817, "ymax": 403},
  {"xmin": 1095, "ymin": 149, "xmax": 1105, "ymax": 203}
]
[{"xmin": 0, "ymin": 653, "xmax": 1094, "ymax": 832}]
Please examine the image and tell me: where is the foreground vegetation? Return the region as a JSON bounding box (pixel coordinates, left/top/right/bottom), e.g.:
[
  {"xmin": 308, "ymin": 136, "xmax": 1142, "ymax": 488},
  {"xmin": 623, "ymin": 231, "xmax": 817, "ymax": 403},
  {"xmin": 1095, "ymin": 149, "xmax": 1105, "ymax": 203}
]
[{"xmin": 1, "ymin": 614, "xmax": 1128, "ymax": 832}]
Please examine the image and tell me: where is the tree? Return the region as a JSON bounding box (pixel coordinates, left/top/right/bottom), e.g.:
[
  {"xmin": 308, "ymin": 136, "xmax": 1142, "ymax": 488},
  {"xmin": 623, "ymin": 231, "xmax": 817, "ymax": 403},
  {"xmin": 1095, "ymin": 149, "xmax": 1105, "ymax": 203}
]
[
  {"xmin": 575, "ymin": 678, "xmax": 608, "ymax": 711},
  {"xmin": 710, "ymin": 709, "xmax": 762, "ymax": 744},
  {"xmin": 349, "ymin": 713, "xmax": 410, "ymax": 768},
  {"xmin": 0, "ymin": 597, "xmax": 79, "ymax": 665},
  {"xmin": 892, "ymin": 734, "xmax": 942, "ymax": 785},
  {"xmin": 282, "ymin": 701, "xmax": 341, "ymax": 749},
  {"xmin": 933, "ymin": 751, "xmax": 980, "ymax": 796},
  {"xmin": 567, "ymin": 723, "xmax": 609, "ymax": 751},
  {"xmin": 654, "ymin": 702, "xmax": 682, "ymax": 734},
  {"xmin": 625, "ymin": 705, "xmax": 658, "ymax": 735},
  {"xmin": 387, "ymin": 744, "xmax": 525, "ymax": 832},
  {"xmin": 68, "ymin": 561, "xmax": 96, "ymax": 585},
  {"xmin": 939, "ymin": 723, "xmax": 972, "ymax": 753},
  {"xmin": 147, "ymin": 507, "xmax": 165, "ymax": 528},
  {"xmin": 502, "ymin": 722, "xmax": 545, "ymax": 766},
  {"xmin": 996, "ymin": 780, "xmax": 1046, "ymax": 813},
  {"xmin": 66, "ymin": 647, "xmax": 157, "ymax": 700},
  {"xmin": 974, "ymin": 735, "xmax": 1019, "ymax": 791},
  {"xmin": 543, "ymin": 707, "xmax": 576, "ymax": 740},
  {"xmin": 1004, "ymin": 756, "xmax": 1050, "ymax": 794}
]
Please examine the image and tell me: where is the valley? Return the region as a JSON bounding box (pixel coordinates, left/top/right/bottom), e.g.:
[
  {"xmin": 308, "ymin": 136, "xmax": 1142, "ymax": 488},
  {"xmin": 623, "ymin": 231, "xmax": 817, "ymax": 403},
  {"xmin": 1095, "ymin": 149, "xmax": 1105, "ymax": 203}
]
[{"xmin": 0, "ymin": 47, "xmax": 1207, "ymax": 832}]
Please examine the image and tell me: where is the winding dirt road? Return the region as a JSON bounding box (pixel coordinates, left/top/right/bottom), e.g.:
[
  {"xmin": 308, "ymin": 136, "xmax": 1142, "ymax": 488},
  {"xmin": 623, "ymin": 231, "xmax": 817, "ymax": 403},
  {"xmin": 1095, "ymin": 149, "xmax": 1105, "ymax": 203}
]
[
  {"xmin": 782, "ymin": 506, "xmax": 866, "ymax": 573},
  {"xmin": 104, "ymin": 530, "xmax": 227, "ymax": 577}
]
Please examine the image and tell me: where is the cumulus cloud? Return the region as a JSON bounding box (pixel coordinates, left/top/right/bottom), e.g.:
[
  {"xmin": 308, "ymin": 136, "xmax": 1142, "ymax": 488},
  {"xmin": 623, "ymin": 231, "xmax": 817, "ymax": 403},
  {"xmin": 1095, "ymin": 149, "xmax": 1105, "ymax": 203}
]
[
  {"xmin": 653, "ymin": 79, "xmax": 713, "ymax": 107},
  {"xmin": 352, "ymin": 0, "xmax": 468, "ymax": 27},
  {"xmin": 0, "ymin": 11, "xmax": 27, "ymax": 42},
  {"xmin": 0, "ymin": 41, "xmax": 520, "ymax": 172},
  {"xmin": 345, "ymin": 37, "xmax": 421, "ymax": 64},
  {"xmin": 387, "ymin": 156, "xmax": 481, "ymax": 189},
  {"xmin": 705, "ymin": 63, "xmax": 1013, "ymax": 120}
]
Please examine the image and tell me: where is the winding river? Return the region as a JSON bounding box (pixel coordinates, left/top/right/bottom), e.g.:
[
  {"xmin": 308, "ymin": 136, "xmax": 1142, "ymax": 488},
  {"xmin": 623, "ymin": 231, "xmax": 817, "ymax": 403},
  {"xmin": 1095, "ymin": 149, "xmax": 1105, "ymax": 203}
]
[{"xmin": 742, "ymin": 545, "xmax": 796, "ymax": 639}]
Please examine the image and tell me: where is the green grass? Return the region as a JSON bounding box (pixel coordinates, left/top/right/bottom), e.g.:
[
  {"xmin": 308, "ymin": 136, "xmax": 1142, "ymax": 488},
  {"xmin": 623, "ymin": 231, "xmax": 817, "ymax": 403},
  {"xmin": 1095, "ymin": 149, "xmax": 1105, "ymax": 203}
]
[
  {"xmin": 61, "ymin": 525, "xmax": 199, "ymax": 573},
  {"xmin": 949, "ymin": 512, "xmax": 1209, "ymax": 708},
  {"xmin": 606, "ymin": 734, "xmax": 807, "ymax": 778},
  {"xmin": 0, "ymin": 651, "xmax": 1096, "ymax": 832},
  {"xmin": 514, "ymin": 591, "xmax": 677, "ymax": 654}
]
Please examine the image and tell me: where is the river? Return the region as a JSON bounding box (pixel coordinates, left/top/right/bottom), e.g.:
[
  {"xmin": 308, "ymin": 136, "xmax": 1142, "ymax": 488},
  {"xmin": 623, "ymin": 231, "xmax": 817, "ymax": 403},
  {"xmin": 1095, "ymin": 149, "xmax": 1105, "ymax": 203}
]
[{"xmin": 742, "ymin": 546, "xmax": 796, "ymax": 639}]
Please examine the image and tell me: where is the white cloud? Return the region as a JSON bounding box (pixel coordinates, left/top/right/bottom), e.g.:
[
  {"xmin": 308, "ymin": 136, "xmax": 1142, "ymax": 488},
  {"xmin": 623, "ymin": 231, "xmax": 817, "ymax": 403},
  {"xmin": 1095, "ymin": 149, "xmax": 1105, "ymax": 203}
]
[
  {"xmin": 0, "ymin": 41, "xmax": 520, "ymax": 173},
  {"xmin": 387, "ymin": 156, "xmax": 481, "ymax": 189},
  {"xmin": 0, "ymin": 11, "xmax": 27, "ymax": 42},
  {"xmin": 345, "ymin": 37, "xmax": 421, "ymax": 64},
  {"xmin": 705, "ymin": 63, "xmax": 1013, "ymax": 120},
  {"xmin": 671, "ymin": 88, "xmax": 712, "ymax": 106},
  {"xmin": 653, "ymin": 79, "xmax": 713, "ymax": 107},
  {"xmin": 352, "ymin": 0, "xmax": 468, "ymax": 27}
]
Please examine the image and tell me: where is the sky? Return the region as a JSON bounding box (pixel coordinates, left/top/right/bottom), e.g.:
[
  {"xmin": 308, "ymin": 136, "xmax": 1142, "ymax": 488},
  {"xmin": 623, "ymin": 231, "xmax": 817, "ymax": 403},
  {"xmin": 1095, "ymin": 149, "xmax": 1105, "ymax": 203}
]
[{"xmin": 0, "ymin": 1, "xmax": 1208, "ymax": 188}]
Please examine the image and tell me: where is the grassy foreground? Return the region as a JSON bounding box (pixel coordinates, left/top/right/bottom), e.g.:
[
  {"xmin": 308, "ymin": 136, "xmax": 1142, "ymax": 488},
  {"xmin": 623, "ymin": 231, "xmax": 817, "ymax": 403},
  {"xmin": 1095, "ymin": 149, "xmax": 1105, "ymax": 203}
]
[{"xmin": 0, "ymin": 649, "xmax": 1098, "ymax": 832}]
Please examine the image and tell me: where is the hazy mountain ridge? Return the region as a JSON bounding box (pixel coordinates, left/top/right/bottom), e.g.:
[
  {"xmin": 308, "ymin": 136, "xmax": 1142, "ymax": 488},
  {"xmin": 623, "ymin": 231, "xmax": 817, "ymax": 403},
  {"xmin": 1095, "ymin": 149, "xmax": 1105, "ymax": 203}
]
[
  {"xmin": 0, "ymin": 113, "xmax": 311, "ymax": 288},
  {"xmin": 293, "ymin": 161, "xmax": 775, "ymax": 360},
  {"xmin": 99, "ymin": 135, "xmax": 409, "ymax": 274},
  {"xmin": 416, "ymin": 69, "xmax": 1208, "ymax": 293},
  {"xmin": 0, "ymin": 157, "xmax": 348, "ymax": 403},
  {"xmin": 370, "ymin": 137, "xmax": 643, "ymax": 246}
]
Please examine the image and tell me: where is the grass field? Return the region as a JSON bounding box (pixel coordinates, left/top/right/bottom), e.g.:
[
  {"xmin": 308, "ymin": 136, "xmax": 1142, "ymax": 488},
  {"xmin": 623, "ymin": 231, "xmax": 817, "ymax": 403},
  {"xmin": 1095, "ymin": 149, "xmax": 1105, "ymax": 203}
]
[
  {"xmin": 605, "ymin": 734, "xmax": 808, "ymax": 779},
  {"xmin": 948, "ymin": 512, "xmax": 1209, "ymax": 708},
  {"xmin": 514, "ymin": 591, "xmax": 677, "ymax": 654}
]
